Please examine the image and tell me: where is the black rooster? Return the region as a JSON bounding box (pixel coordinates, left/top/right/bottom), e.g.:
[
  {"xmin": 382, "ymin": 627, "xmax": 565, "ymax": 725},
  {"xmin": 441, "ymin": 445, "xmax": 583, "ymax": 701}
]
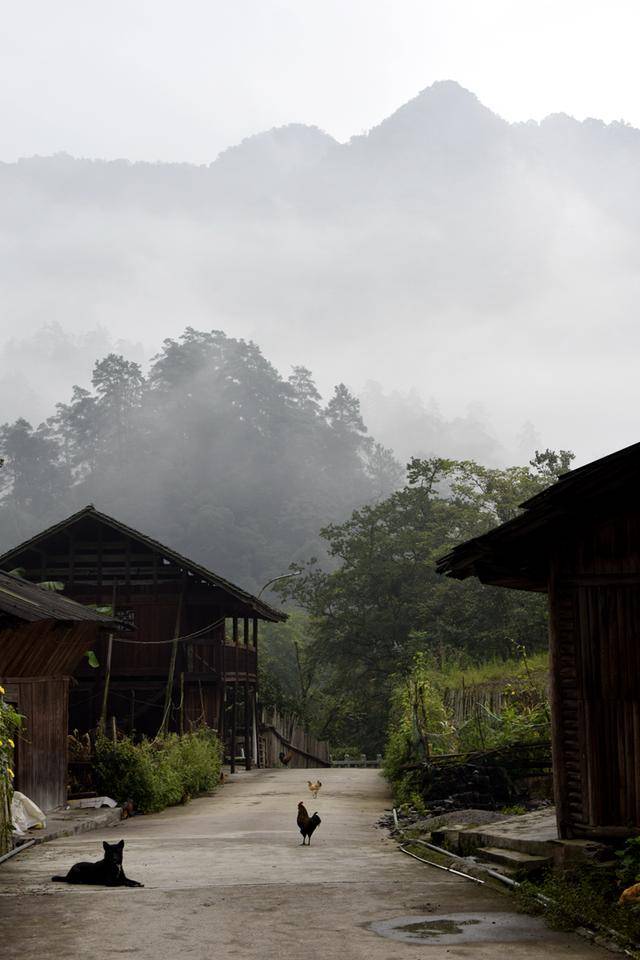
[{"xmin": 297, "ymin": 802, "xmax": 321, "ymax": 845}]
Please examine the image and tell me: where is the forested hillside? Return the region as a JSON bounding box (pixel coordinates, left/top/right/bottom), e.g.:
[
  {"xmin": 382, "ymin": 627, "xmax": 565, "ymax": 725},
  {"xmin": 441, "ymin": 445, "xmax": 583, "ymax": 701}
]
[
  {"xmin": 0, "ymin": 329, "xmax": 401, "ymax": 591},
  {"xmin": 266, "ymin": 451, "xmax": 572, "ymax": 753}
]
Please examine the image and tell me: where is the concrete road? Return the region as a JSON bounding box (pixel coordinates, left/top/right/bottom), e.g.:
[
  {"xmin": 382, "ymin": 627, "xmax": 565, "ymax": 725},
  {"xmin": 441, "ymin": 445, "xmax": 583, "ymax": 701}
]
[{"xmin": 0, "ymin": 768, "xmax": 608, "ymax": 959}]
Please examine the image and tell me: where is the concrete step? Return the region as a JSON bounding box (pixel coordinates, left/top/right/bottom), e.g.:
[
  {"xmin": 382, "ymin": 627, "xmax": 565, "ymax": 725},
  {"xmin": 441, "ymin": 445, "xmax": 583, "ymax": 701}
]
[
  {"xmin": 431, "ymin": 825, "xmax": 475, "ymax": 852},
  {"xmin": 477, "ymin": 846, "xmax": 551, "ymax": 874},
  {"xmin": 31, "ymin": 806, "xmax": 123, "ymax": 845},
  {"xmin": 432, "ymin": 809, "xmax": 558, "ymax": 859}
]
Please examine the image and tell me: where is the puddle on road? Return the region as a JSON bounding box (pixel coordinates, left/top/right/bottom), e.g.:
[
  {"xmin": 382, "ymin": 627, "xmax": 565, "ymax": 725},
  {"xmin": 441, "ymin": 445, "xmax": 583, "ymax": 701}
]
[
  {"xmin": 369, "ymin": 912, "xmax": 554, "ymax": 945},
  {"xmin": 401, "ymin": 917, "xmax": 480, "ymax": 938}
]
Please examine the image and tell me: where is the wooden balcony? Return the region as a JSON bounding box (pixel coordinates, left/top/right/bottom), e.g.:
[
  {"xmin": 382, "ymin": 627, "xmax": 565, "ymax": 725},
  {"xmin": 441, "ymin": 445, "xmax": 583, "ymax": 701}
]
[{"xmin": 222, "ymin": 643, "xmax": 257, "ymax": 681}]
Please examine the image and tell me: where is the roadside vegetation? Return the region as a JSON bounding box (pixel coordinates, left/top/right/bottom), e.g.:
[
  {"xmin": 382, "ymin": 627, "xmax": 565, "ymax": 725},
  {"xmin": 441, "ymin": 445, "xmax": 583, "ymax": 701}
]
[
  {"xmin": 517, "ymin": 846, "xmax": 640, "ymax": 956},
  {"xmin": 272, "ymin": 451, "xmax": 568, "ymax": 757},
  {"xmin": 0, "ymin": 687, "xmax": 21, "ymax": 853},
  {"xmin": 93, "ymin": 728, "xmax": 222, "ymax": 814},
  {"xmin": 383, "ymin": 648, "xmax": 551, "ymax": 805}
]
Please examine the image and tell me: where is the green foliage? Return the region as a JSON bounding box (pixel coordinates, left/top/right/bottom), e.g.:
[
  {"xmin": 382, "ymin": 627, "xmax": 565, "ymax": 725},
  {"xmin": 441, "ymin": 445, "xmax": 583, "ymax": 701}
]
[
  {"xmin": 436, "ymin": 650, "xmax": 549, "ymax": 688},
  {"xmin": 0, "ymin": 329, "xmax": 401, "ymax": 591},
  {"xmin": 456, "ymin": 689, "xmax": 550, "ymax": 753},
  {"xmin": 518, "ymin": 865, "xmax": 640, "ymax": 953},
  {"xmin": 383, "ymin": 654, "xmax": 457, "ymax": 796},
  {"xmin": 93, "ymin": 729, "xmax": 222, "ymax": 814},
  {"xmin": 616, "ymin": 836, "xmax": 640, "ymax": 888},
  {"xmin": 281, "ymin": 451, "xmax": 569, "ymax": 754},
  {"xmin": 383, "ymin": 648, "xmax": 551, "ymax": 801},
  {"xmin": 0, "ymin": 688, "xmax": 22, "ymax": 852}
]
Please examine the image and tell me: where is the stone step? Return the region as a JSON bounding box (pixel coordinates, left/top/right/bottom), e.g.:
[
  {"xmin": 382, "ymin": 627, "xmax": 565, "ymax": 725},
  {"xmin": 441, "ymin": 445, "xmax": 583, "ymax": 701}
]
[
  {"xmin": 432, "ymin": 810, "xmax": 559, "ymax": 859},
  {"xmin": 477, "ymin": 846, "xmax": 551, "ymax": 874}
]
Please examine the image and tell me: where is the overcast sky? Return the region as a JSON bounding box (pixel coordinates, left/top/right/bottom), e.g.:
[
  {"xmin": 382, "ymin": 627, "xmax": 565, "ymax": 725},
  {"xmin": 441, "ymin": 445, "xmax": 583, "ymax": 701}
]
[{"xmin": 1, "ymin": 0, "xmax": 639, "ymax": 163}]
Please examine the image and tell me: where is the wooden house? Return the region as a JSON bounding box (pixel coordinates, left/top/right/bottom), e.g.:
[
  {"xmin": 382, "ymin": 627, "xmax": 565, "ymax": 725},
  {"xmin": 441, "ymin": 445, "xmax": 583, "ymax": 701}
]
[
  {"xmin": 437, "ymin": 441, "xmax": 640, "ymax": 839},
  {"xmin": 0, "ymin": 505, "xmax": 286, "ymax": 770},
  {"xmin": 0, "ymin": 570, "xmax": 115, "ymax": 810}
]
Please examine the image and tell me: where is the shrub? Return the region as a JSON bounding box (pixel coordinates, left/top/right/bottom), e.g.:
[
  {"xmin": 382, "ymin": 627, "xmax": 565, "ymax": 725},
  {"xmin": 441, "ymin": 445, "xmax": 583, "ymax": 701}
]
[
  {"xmin": 383, "ymin": 654, "xmax": 456, "ymax": 803},
  {"xmin": 0, "ymin": 687, "xmax": 22, "ymax": 853},
  {"xmin": 93, "ymin": 728, "xmax": 222, "ymax": 814},
  {"xmin": 616, "ymin": 835, "xmax": 640, "ymax": 888}
]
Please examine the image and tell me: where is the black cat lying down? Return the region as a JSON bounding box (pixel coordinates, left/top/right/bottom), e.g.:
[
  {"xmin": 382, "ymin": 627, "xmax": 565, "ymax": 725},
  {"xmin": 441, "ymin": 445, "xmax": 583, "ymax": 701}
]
[{"xmin": 52, "ymin": 839, "xmax": 143, "ymax": 887}]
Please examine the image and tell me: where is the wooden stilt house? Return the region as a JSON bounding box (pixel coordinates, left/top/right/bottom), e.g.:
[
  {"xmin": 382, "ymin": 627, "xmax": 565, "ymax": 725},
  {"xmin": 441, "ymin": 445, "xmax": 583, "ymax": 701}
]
[
  {"xmin": 437, "ymin": 441, "xmax": 640, "ymax": 839},
  {"xmin": 0, "ymin": 505, "xmax": 286, "ymax": 770},
  {"xmin": 0, "ymin": 570, "xmax": 115, "ymax": 810}
]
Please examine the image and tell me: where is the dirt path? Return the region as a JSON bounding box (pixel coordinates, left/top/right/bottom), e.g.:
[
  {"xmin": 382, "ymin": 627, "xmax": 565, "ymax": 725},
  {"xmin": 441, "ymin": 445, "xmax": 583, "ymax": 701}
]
[{"xmin": 0, "ymin": 768, "xmax": 608, "ymax": 959}]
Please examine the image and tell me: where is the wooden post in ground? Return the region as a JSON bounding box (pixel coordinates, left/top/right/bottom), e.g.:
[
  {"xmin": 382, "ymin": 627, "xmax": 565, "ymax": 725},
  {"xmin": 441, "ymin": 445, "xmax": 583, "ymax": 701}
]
[
  {"xmin": 98, "ymin": 583, "xmax": 118, "ymax": 735},
  {"xmin": 244, "ymin": 617, "xmax": 252, "ymax": 770},
  {"xmin": 159, "ymin": 585, "xmax": 185, "ymax": 737},
  {"xmin": 230, "ymin": 617, "xmax": 239, "ymax": 773},
  {"xmin": 98, "ymin": 633, "xmax": 113, "ymax": 736},
  {"xmin": 179, "ymin": 671, "xmax": 185, "ymax": 736},
  {"xmin": 252, "ymin": 618, "xmax": 259, "ymax": 767}
]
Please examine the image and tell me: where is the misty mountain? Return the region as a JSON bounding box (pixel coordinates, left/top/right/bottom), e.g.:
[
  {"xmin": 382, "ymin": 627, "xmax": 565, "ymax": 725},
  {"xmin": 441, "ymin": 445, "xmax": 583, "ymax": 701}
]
[{"xmin": 2, "ymin": 80, "xmax": 640, "ymax": 463}]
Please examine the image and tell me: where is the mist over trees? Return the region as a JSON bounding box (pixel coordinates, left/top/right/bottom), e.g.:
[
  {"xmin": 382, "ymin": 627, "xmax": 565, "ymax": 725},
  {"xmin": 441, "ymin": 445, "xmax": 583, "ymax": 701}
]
[
  {"xmin": 3, "ymin": 80, "xmax": 640, "ymax": 462},
  {"xmin": 0, "ymin": 329, "xmax": 401, "ymax": 590}
]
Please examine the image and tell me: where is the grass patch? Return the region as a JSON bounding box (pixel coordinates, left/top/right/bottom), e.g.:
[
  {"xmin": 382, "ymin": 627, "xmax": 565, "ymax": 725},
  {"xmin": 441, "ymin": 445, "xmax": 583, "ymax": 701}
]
[
  {"xmin": 517, "ymin": 865, "xmax": 640, "ymax": 956},
  {"xmin": 439, "ymin": 651, "xmax": 549, "ymax": 690}
]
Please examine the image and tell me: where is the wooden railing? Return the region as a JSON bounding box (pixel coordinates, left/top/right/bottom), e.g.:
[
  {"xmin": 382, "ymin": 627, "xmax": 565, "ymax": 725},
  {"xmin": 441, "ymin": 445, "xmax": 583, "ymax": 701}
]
[
  {"xmin": 259, "ymin": 708, "xmax": 330, "ymax": 768},
  {"xmin": 222, "ymin": 643, "xmax": 257, "ymax": 680},
  {"xmin": 330, "ymin": 754, "xmax": 383, "ymax": 768}
]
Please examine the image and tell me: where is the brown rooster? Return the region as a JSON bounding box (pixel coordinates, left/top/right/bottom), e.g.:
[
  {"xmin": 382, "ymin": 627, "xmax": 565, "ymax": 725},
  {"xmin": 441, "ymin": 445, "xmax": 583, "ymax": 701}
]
[
  {"xmin": 279, "ymin": 750, "xmax": 293, "ymax": 766},
  {"xmin": 619, "ymin": 882, "xmax": 640, "ymax": 905},
  {"xmin": 307, "ymin": 779, "xmax": 322, "ymax": 799},
  {"xmin": 297, "ymin": 801, "xmax": 321, "ymax": 846}
]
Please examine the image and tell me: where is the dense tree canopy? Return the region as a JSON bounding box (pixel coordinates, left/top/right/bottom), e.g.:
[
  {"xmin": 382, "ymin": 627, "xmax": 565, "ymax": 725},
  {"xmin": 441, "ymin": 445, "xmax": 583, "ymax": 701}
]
[
  {"xmin": 0, "ymin": 328, "xmax": 400, "ymax": 591},
  {"xmin": 272, "ymin": 451, "xmax": 573, "ymax": 753}
]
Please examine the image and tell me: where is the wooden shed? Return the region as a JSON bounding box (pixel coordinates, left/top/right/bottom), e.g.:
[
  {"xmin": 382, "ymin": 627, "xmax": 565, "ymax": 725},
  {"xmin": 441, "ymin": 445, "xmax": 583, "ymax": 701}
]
[
  {"xmin": 0, "ymin": 505, "xmax": 286, "ymax": 770},
  {"xmin": 437, "ymin": 441, "xmax": 640, "ymax": 839},
  {"xmin": 0, "ymin": 570, "xmax": 115, "ymax": 811}
]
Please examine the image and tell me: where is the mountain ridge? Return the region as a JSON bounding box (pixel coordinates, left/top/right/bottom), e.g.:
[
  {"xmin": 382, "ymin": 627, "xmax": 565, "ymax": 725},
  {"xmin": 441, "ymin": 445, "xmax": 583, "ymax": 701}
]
[{"xmin": 2, "ymin": 80, "xmax": 640, "ymax": 468}]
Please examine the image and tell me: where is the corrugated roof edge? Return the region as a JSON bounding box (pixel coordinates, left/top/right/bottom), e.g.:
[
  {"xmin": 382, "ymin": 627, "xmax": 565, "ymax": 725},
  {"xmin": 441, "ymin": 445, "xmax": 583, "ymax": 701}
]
[{"xmin": 0, "ymin": 505, "xmax": 287, "ymax": 623}]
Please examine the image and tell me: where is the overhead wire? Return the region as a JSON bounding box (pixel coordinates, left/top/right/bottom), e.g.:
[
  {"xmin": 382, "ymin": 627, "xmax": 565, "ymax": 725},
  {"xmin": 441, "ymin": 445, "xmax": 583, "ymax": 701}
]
[{"xmin": 111, "ymin": 616, "xmax": 226, "ymax": 645}]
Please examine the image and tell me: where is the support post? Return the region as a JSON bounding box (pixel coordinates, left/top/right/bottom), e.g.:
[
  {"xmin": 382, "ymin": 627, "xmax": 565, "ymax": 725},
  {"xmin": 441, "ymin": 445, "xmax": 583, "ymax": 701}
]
[
  {"xmin": 244, "ymin": 618, "xmax": 252, "ymax": 770},
  {"xmin": 179, "ymin": 671, "xmax": 185, "ymax": 736},
  {"xmin": 130, "ymin": 688, "xmax": 136, "ymax": 734},
  {"xmin": 98, "ymin": 582, "xmax": 118, "ymax": 734},
  {"xmin": 230, "ymin": 617, "xmax": 239, "ymax": 773},
  {"xmin": 252, "ymin": 618, "xmax": 259, "ymax": 766},
  {"xmin": 159, "ymin": 587, "xmax": 185, "ymax": 737},
  {"xmin": 98, "ymin": 633, "xmax": 113, "ymax": 735}
]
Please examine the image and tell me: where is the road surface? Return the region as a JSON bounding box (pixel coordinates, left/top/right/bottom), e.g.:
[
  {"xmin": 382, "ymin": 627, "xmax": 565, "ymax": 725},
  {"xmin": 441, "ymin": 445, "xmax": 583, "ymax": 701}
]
[{"xmin": 0, "ymin": 768, "xmax": 608, "ymax": 959}]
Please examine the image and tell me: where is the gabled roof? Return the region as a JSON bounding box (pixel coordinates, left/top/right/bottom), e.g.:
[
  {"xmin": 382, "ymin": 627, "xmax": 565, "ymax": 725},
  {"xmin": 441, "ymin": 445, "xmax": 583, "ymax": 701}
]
[
  {"xmin": 0, "ymin": 568, "xmax": 117, "ymax": 624},
  {"xmin": 0, "ymin": 505, "xmax": 286, "ymax": 622},
  {"xmin": 436, "ymin": 441, "xmax": 640, "ymax": 590}
]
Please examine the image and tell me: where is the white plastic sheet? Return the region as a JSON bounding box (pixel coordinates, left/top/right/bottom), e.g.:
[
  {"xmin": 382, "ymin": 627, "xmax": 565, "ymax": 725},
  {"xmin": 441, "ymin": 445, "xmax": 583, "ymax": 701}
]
[{"xmin": 11, "ymin": 791, "xmax": 46, "ymax": 835}]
